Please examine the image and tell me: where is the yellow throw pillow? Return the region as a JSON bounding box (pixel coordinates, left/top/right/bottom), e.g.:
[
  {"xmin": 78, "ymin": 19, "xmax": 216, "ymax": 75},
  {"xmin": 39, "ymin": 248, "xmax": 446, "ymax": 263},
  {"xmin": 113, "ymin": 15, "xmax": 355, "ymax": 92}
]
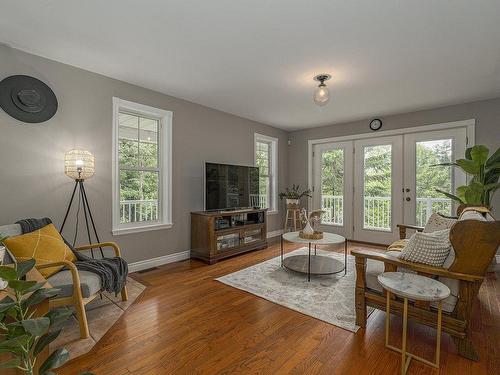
[{"xmin": 4, "ymin": 223, "xmax": 76, "ymax": 278}]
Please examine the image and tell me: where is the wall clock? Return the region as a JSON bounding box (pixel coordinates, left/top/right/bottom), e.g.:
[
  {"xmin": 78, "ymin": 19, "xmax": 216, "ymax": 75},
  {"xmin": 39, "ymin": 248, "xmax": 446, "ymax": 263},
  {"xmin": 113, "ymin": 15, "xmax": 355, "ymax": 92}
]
[{"xmin": 369, "ymin": 118, "xmax": 382, "ymax": 131}]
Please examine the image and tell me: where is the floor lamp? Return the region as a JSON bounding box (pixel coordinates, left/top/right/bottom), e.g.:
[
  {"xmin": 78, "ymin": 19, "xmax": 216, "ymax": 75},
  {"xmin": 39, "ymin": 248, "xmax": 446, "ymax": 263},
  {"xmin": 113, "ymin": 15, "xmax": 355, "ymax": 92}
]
[{"xmin": 61, "ymin": 149, "xmax": 103, "ymax": 258}]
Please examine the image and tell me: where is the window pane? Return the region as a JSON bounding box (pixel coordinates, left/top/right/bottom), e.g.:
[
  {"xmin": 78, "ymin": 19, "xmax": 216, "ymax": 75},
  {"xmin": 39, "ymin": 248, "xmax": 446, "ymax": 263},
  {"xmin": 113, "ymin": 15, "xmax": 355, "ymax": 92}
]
[
  {"xmin": 139, "ymin": 117, "xmax": 159, "ymax": 168},
  {"xmin": 363, "ymin": 145, "xmax": 392, "ymax": 231},
  {"xmin": 258, "ymin": 175, "xmax": 270, "ymax": 209},
  {"xmin": 321, "ymin": 149, "xmax": 344, "ymax": 225},
  {"xmin": 120, "ymin": 170, "xmax": 159, "ymax": 223},
  {"xmin": 255, "ymin": 140, "xmax": 271, "ymax": 209},
  {"xmin": 119, "ymin": 113, "xmax": 139, "ymax": 167},
  {"xmin": 415, "ymin": 139, "xmax": 453, "ymax": 226}
]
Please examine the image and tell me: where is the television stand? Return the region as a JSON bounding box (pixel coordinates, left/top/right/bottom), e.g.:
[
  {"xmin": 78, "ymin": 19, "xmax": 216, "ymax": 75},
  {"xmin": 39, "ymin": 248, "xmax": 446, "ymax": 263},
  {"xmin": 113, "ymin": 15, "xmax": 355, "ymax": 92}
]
[{"xmin": 191, "ymin": 208, "xmax": 268, "ymax": 264}]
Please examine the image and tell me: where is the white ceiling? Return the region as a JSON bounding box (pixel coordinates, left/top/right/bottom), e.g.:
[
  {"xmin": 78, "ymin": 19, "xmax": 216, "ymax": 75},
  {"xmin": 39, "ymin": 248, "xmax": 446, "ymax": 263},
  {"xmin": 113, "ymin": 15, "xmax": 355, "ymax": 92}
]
[{"xmin": 1, "ymin": 0, "xmax": 500, "ymax": 130}]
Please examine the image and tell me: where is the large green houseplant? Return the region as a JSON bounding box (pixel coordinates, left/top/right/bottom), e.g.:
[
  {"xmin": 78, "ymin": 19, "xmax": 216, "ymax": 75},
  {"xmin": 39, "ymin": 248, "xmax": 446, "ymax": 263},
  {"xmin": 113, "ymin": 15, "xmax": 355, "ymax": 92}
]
[
  {"xmin": 435, "ymin": 145, "xmax": 500, "ymax": 208},
  {"xmin": 0, "ymin": 259, "xmax": 76, "ymax": 374}
]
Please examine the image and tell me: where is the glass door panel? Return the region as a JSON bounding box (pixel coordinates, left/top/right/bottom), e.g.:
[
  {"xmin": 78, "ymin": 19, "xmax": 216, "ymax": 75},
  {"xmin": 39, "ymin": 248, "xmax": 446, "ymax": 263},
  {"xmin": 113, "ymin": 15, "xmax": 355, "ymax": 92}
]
[
  {"xmin": 403, "ymin": 128, "xmax": 467, "ymax": 225},
  {"xmin": 321, "ymin": 149, "xmax": 344, "ymax": 225},
  {"xmin": 363, "ymin": 144, "xmax": 392, "ymax": 231},
  {"xmin": 354, "ymin": 136, "xmax": 403, "ymax": 244},
  {"xmin": 312, "ymin": 141, "xmax": 353, "ymax": 238}
]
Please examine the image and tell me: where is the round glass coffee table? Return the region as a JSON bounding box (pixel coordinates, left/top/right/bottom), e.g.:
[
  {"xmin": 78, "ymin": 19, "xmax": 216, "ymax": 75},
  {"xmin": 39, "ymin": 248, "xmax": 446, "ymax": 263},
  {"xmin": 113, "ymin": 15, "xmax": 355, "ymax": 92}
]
[{"xmin": 280, "ymin": 231, "xmax": 347, "ymax": 281}]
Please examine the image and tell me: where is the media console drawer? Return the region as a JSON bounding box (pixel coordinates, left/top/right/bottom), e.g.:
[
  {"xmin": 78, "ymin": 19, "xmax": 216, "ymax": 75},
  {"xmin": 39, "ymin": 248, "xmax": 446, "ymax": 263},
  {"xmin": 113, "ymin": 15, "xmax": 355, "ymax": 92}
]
[{"xmin": 191, "ymin": 208, "xmax": 268, "ymax": 264}]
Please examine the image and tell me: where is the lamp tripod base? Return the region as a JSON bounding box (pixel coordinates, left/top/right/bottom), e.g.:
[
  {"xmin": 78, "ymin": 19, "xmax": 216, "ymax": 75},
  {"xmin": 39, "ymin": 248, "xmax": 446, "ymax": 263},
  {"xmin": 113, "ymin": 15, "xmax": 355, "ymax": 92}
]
[{"xmin": 60, "ymin": 179, "xmax": 103, "ymax": 258}]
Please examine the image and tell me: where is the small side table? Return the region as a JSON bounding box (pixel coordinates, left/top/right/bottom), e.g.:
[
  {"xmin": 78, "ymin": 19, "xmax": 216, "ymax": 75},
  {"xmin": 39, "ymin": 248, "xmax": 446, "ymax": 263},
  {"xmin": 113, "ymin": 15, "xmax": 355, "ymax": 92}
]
[{"xmin": 377, "ymin": 272, "xmax": 450, "ymax": 375}]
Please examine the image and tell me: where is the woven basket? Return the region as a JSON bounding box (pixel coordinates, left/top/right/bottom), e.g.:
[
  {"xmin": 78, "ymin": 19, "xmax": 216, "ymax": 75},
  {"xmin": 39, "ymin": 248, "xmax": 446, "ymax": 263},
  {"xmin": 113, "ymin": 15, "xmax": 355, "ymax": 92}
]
[{"xmin": 299, "ymin": 231, "xmax": 323, "ymax": 240}]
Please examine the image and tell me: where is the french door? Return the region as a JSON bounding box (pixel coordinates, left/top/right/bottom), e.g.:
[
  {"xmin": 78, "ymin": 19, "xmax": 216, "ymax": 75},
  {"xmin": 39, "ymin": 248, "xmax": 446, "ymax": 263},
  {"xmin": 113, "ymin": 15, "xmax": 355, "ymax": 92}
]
[
  {"xmin": 353, "ymin": 136, "xmax": 403, "ymax": 243},
  {"xmin": 403, "ymin": 128, "xmax": 467, "ymax": 226},
  {"xmin": 312, "ymin": 141, "xmax": 353, "ymax": 238},
  {"xmin": 312, "ymin": 128, "xmax": 467, "ymax": 245}
]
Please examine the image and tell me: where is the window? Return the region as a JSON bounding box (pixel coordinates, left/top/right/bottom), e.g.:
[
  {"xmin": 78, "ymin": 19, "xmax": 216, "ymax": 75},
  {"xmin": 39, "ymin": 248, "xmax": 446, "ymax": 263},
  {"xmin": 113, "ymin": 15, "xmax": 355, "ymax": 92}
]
[
  {"xmin": 254, "ymin": 133, "xmax": 278, "ymax": 213},
  {"xmin": 112, "ymin": 98, "xmax": 172, "ymax": 235}
]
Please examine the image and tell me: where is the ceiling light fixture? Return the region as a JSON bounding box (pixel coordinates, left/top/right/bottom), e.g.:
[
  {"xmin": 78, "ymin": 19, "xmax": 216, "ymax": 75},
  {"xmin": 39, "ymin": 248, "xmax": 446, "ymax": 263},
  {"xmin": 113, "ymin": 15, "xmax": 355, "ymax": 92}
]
[{"xmin": 313, "ymin": 74, "xmax": 331, "ymax": 106}]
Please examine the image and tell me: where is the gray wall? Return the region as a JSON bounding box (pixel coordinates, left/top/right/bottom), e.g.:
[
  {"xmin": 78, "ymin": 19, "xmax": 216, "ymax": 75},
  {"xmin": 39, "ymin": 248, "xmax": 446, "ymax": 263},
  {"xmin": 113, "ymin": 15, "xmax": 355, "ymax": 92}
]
[
  {"xmin": 288, "ymin": 97, "xmax": 500, "ymax": 213},
  {"xmin": 0, "ymin": 46, "xmax": 288, "ymax": 263}
]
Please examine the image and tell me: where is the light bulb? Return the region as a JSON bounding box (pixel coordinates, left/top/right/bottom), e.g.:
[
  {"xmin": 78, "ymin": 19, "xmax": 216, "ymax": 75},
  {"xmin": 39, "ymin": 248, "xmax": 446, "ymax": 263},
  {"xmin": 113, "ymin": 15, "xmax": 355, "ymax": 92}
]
[{"xmin": 313, "ymin": 84, "xmax": 330, "ymax": 106}]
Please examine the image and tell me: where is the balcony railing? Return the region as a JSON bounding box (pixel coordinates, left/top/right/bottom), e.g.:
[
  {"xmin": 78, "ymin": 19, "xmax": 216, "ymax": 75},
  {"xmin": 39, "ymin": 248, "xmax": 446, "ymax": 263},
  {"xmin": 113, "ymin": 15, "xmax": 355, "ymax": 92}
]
[
  {"xmin": 249, "ymin": 194, "xmax": 268, "ymax": 209},
  {"xmin": 321, "ymin": 195, "xmax": 452, "ymax": 229},
  {"xmin": 120, "ymin": 199, "xmax": 158, "ymax": 223}
]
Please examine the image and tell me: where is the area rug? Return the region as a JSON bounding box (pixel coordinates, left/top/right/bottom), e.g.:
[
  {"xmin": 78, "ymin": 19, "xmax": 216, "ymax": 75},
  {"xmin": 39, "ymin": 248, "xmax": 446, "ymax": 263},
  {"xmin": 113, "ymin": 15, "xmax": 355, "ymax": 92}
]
[
  {"xmin": 216, "ymin": 248, "xmax": 373, "ymax": 332},
  {"xmin": 49, "ymin": 277, "xmax": 146, "ymax": 360}
]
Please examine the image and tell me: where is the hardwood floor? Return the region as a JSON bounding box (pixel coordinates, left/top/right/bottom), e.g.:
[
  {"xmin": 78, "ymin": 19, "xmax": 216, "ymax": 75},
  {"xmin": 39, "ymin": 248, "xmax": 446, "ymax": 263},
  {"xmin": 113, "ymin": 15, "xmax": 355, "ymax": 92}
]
[{"xmin": 61, "ymin": 240, "xmax": 499, "ymax": 375}]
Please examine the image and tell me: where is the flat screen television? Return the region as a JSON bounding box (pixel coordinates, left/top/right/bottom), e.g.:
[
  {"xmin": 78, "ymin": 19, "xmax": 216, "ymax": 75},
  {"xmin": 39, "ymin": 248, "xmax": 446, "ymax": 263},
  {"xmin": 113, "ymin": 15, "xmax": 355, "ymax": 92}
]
[{"xmin": 205, "ymin": 162, "xmax": 260, "ymax": 211}]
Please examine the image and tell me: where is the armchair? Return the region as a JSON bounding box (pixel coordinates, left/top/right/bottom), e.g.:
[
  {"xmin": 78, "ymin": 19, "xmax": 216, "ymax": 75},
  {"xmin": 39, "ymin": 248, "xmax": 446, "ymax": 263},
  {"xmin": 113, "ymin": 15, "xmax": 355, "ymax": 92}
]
[
  {"xmin": 352, "ymin": 216, "xmax": 500, "ymax": 361},
  {"xmin": 0, "ymin": 223, "xmax": 128, "ymax": 339}
]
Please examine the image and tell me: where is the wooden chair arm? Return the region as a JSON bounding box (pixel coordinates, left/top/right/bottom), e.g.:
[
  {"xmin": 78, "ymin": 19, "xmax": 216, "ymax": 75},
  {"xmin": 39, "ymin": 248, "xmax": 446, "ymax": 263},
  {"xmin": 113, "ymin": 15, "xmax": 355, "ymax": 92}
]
[
  {"xmin": 351, "ymin": 249, "xmax": 483, "ymax": 282},
  {"xmin": 36, "ymin": 260, "xmax": 83, "ymax": 298},
  {"xmin": 397, "ymin": 223, "xmax": 424, "ymax": 239},
  {"xmin": 75, "ymin": 242, "xmax": 122, "ymax": 257}
]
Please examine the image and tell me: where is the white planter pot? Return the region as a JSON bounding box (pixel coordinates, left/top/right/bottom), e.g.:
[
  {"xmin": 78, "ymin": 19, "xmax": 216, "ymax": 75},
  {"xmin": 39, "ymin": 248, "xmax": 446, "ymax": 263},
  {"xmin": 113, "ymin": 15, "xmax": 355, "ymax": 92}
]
[{"xmin": 286, "ymin": 199, "xmax": 300, "ymax": 207}]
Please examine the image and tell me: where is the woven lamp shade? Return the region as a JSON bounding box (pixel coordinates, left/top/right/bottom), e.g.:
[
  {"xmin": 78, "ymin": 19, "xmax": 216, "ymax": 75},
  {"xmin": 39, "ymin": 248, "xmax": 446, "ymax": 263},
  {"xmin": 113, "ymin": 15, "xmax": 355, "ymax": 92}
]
[{"xmin": 64, "ymin": 149, "xmax": 95, "ymax": 180}]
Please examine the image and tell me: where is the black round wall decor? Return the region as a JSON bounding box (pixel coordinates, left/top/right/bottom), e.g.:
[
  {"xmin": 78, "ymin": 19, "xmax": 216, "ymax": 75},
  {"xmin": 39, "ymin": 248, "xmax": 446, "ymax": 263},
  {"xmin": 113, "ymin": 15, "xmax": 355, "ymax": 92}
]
[{"xmin": 0, "ymin": 75, "xmax": 58, "ymax": 123}]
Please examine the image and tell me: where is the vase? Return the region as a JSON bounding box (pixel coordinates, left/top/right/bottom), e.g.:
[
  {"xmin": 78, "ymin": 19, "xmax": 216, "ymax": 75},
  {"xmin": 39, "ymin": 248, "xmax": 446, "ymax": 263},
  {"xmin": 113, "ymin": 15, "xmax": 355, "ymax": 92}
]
[{"xmin": 302, "ymin": 221, "xmax": 314, "ymax": 235}]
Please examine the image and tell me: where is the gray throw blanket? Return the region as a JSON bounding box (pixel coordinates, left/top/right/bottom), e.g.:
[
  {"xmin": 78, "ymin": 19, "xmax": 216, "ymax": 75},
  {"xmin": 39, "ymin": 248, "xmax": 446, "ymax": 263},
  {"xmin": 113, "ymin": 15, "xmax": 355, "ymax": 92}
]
[{"xmin": 17, "ymin": 218, "xmax": 128, "ymax": 296}]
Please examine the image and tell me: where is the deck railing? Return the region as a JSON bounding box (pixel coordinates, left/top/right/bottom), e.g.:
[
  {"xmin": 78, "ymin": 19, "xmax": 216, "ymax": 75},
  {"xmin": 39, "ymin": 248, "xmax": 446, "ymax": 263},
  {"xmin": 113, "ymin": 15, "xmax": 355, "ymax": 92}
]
[
  {"xmin": 321, "ymin": 195, "xmax": 451, "ymax": 229},
  {"xmin": 120, "ymin": 199, "xmax": 158, "ymax": 223},
  {"xmin": 249, "ymin": 194, "xmax": 268, "ymax": 209}
]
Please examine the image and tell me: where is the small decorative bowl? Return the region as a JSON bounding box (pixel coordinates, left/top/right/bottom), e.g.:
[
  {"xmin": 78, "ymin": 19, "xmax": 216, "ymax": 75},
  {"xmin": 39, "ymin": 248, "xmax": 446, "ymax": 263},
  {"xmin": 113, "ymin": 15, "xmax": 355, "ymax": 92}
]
[{"xmin": 299, "ymin": 231, "xmax": 323, "ymax": 240}]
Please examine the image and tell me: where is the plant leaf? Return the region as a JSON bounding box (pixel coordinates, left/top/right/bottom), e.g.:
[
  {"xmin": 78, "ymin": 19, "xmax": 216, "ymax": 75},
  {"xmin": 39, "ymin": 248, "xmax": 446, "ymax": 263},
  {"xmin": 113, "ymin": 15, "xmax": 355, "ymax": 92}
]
[
  {"xmin": 39, "ymin": 347, "xmax": 69, "ymax": 374},
  {"xmin": 465, "ymin": 146, "xmax": 472, "ymax": 160},
  {"xmin": 469, "ymin": 145, "xmax": 489, "ymax": 164},
  {"xmin": 485, "ymin": 147, "xmax": 500, "ymax": 168},
  {"xmin": 484, "ymin": 182, "xmax": 500, "ymax": 191},
  {"xmin": 15, "ymin": 259, "xmax": 36, "ymax": 278},
  {"xmin": 0, "ymin": 335, "xmax": 31, "ymax": 352},
  {"xmin": 22, "ymin": 288, "xmax": 59, "ymax": 309},
  {"xmin": 435, "ymin": 189, "xmax": 464, "ymax": 203},
  {"xmin": 45, "ymin": 308, "xmax": 73, "ymax": 328},
  {"xmin": 455, "ymin": 159, "xmax": 480, "ymax": 175},
  {"xmin": 0, "ymin": 266, "xmax": 17, "ymax": 281},
  {"xmin": 34, "ymin": 329, "xmax": 62, "ymax": 356},
  {"xmin": 0, "ymin": 357, "xmax": 21, "ymax": 369},
  {"xmin": 7, "ymin": 280, "xmax": 37, "ymax": 294},
  {"xmin": 22, "ymin": 317, "xmax": 50, "ymax": 337},
  {"xmin": 24, "ymin": 281, "xmax": 47, "ymax": 294},
  {"xmin": 0, "ymin": 301, "xmax": 16, "ymax": 314},
  {"xmin": 432, "ymin": 162, "xmax": 457, "ymax": 167}
]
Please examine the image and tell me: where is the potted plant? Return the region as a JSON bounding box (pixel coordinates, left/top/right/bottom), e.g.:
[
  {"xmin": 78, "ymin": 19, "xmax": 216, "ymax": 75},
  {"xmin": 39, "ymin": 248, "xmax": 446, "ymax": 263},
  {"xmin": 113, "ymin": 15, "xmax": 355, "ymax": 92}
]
[
  {"xmin": 434, "ymin": 145, "xmax": 499, "ymax": 208},
  {"xmin": 279, "ymin": 184, "xmax": 312, "ymax": 208},
  {"xmin": 0, "ymin": 259, "xmax": 89, "ymax": 374}
]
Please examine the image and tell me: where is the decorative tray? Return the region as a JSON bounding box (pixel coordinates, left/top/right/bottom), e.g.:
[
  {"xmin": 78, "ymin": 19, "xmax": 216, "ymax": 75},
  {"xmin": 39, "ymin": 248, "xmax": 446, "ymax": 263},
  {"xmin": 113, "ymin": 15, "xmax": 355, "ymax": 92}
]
[{"xmin": 299, "ymin": 231, "xmax": 323, "ymax": 239}]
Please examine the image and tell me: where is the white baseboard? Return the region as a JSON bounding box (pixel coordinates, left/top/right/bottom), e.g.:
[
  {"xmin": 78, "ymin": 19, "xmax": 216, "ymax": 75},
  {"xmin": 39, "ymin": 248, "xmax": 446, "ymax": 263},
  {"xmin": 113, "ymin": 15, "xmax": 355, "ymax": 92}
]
[
  {"xmin": 267, "ymin": 229, "xmax": 284, "ymax": 238},
  {"xmin": 128, "ymin": 250, "xmax": 190, "ymax": 273}
]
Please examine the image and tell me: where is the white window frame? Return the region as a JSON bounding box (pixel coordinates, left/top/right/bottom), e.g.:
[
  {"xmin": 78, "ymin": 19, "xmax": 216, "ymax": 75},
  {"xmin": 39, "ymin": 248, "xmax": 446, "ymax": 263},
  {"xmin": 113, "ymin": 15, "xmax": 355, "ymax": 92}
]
[
  {"xmin": 112, "ymin": 97, "xmax": 173, "ymax": 235},
  {"xmin": 254, "ymin": 133, "xmax": 278, "ymax": 214}
]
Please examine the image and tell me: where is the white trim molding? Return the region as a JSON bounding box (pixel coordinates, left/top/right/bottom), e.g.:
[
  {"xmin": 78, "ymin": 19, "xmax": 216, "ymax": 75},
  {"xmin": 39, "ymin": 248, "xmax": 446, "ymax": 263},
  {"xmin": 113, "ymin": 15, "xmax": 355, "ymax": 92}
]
[
  {"xmin": 254, "ymin": 133, "xmax": 279, "ymax": 214},
  {"xmin": 128, "ymin": 250, "xmax": 190, "ymax": 273},
  {"xmin": 112, "ymin": 97, "xmax": 173, "ymax": 235}
]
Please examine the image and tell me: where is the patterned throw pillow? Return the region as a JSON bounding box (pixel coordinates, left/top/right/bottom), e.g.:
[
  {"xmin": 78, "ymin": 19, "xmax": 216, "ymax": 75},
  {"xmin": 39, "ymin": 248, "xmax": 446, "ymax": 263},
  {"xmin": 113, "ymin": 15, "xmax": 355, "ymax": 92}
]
[
  {"xmin": 423, "ymin": 213, "xmax": 456, "ymax": 233},
  {"xmin": 400, "ymin": 229, "xmax": 451, "ymax": 267},
  {"xmin": 3, "ymin": 223, "xmax": 76, "ymax": 278}
]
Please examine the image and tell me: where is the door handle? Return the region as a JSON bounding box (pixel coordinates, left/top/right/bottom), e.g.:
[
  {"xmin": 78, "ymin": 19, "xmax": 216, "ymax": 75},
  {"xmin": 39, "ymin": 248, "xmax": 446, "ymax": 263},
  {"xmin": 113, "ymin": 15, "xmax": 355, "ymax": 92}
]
[{"xmin": 405, "ymin": 197, "xmax": 411, "ymax": 202}]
